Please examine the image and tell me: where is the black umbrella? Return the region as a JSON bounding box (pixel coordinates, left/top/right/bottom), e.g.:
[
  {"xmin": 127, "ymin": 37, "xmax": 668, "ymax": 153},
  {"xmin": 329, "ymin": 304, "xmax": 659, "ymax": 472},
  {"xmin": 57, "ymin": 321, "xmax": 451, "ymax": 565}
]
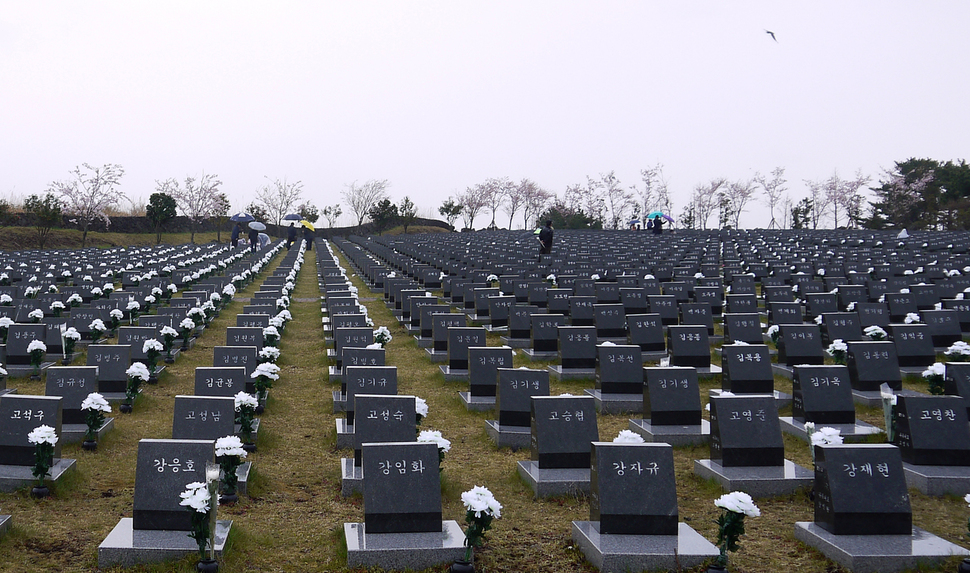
[{"xmin": 230, "ymin": 212, "xmax": 255, "ymax": 223}]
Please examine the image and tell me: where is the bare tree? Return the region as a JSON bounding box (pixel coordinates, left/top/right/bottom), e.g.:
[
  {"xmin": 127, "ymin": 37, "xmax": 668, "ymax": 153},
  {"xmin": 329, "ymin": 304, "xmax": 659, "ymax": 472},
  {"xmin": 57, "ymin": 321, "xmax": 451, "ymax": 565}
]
[
  {"xmin": 634, "ymin": 164, "xmax": 665, "ymax": 219},
  {"xmin": 478, "ymin": 177, "xmax": 512, "ymax": 229},
  {"xmin": 520, "ymin": 181, "xmax": 553, "ymax": 229},
  {"xmin": 212, "ymin": 192, "xmax": 231, "ymax": 242},
  {"xmin": 823, "ymin": 170, "xmax": 871, "ymax": 228},
  {"xmin": 803, "ymin": 177, "xmax": 833, "ymax": 229},
  {"xmin": 342, "ymin": 179, "xmax": 389, "ymax": 229},
  {"xmin": 587, "ymin": 171, "xmax": 634, "ymax": 230},
  {"xmin": 457, "ymin": 184, "xmax": 489, "ymax": 230},
  {"xmin": 724, "ymin": 178, "xmax": 758, "ymax": 229},
  {"xmin": 691, "ymin": 178, "xmax": 727, "ymax": 230},
  {"xmin": 48, "ymin": 163, "xmax": 126, "ymax": 247},
  {"xmin": 160, "ymin": 172, "xmax": 224, "ymax": 243},
  {"xmin": 321, "ymin": 204, "xmax": 342, "ymax": 228},
  {"xmin": 255, "ymin": 177, "xmax": 303, "ymax": 231},
  {"xmin": 504, "ymin": 178, "xmax": 530, "ymax": 228},
  {"xmin": 752, "ymin": 167, "xmax": 787, "ymax": 229}
]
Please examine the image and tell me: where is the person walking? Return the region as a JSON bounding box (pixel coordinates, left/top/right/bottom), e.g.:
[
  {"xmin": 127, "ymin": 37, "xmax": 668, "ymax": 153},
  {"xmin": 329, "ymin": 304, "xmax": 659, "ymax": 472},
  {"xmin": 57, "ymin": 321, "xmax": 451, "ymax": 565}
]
[
  {"xmin": 231, "ymin": 222, "xmax": 243, "ymax": 247},
  {"xmin": 538, "ymin": 220, "xmax": 554, "ymax": 255},
  {"xmin": 248, "ymin": 226, "xmax": 259, "ymax": 253},
  {"xmin": 286, "ymin": 224, "xmax": 297, "ymax": 250},
  {"xmin": 651, "ymin": 215, "xmax": 664, "ymax": 235},
  {"xmin": 303, "ymin": 224, "xmax": 314, "ymax": 250}
]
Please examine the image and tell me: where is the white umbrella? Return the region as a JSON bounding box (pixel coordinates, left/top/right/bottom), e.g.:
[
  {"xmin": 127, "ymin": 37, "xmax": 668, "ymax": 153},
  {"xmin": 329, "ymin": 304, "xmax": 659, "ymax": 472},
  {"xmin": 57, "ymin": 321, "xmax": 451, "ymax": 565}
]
[{"xmin": 248, "ymin": 221, "xmax": 267, "ymax": 231}]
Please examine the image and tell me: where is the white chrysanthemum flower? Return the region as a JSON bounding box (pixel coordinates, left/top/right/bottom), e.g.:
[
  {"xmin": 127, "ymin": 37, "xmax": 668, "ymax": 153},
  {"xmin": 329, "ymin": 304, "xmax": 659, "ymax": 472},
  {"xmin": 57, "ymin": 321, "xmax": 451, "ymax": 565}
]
[
  {"xmin": 418, "ymin": 429, "xmax": 451, "ymax": 452},
  {"xmin": 80, "ymin": 392, "xmax": 111, "ymax": 413},
  {"xmin": 27, "ymin": 339, "xmax": 47, "ymax": 353},
  {"xmin": 126, "ymin": 362, "xmax": 151, "ymax": 381},
  {"xmin": 27, "ymin": 424, "xmax": 59, "ymax": 446},
  {"xmin": 613, "ymin": 429, "xmax": 645, "ymax": 443},
  {"xmin": 714, "ymin": 491, "xmax": 761, "ymax": 517},
  {"xmin": 214, "ymin": 435, "xmax": 248, "ymax": 458}
]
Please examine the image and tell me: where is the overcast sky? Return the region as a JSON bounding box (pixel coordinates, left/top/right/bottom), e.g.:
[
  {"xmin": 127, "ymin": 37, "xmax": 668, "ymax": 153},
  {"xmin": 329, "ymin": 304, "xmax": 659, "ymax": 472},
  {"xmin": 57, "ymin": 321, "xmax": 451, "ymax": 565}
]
[{"xmin": 2, "ymin": 2, "xmax": 968, "ymax": 229}]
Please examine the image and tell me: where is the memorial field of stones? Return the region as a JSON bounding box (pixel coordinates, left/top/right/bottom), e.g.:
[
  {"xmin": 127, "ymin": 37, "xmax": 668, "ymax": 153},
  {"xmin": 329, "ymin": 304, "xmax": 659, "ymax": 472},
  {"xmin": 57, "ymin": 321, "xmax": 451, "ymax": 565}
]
[{"xmin": 6, "ymin": 227, "xmax": 970, "ymax": 572}]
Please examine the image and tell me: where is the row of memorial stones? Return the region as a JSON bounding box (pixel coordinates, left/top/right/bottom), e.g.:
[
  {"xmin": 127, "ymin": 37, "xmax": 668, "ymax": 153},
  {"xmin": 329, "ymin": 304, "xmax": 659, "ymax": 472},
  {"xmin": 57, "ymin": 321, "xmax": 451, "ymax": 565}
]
[
  {"xmin": 347, "ymin": 228, "xmax": 970, "ymax": 286},
  {"xmin": 0, "ymin": 240, "xmax": 287, "ymax": 566},
  {"xmin": 336, "ymin": 237, "xmax": 970, "ymax": 563},
  {"xmin": 330, "ymin": 236, "xmax": 968, "ymax": 572},
  {"xmin": 97, "ymin": 240, "xmax": 304, "ymax": 567}
]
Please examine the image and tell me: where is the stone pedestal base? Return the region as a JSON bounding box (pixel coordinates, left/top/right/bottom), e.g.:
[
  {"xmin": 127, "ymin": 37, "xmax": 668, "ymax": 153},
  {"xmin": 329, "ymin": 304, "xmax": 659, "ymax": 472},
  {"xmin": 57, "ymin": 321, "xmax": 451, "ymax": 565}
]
[
  {"xmin": 521, "ymin": 349, "xmax": 558, "ymax": 362},
  {"xmin": 793, "ymin": 522, "xmax": 969, "ymax": 573},
  {"xmin": 0, "ymin": 514, "xmax": 10, "ymax": 538},
  {"xmin": 627, "ymin": 419, "xmax": 710, "ymax": 447},
  {"xmin": 0, "ymin": 458, "xmax": 77, "ymax": 493},
  {"xmin": 438, "ymin": 366, "xmax": 468, "ymax": 382},
  {"xmin": 328, "ymin": 366, "xmax": 342, "ymax": 384},
  {"xmin": 571, "ymin": 521, "xmax": 719, "ymax": 573},
  {"xmin": 585, "ymin": 389, "xmax": 642, "ymax": 414},
  {"xmin": 902, "ymin": 463, "xmax": 970, "ymax": 496},
  {"xmin": 98, "ymin": 518, "xmax": 232, "ymax": 568},
  {"xmin": 61, "ymin": 418, "xmax": 115, "ymax": 445},
  {"xmin": 693, "ymin": 459, "xmax": 813, "ymax": 498},
  {"xmin": 710, "ymin": 389, "xmax": 792, "ymax": 410},
  {"xmin": 548, "ymin": 366, "xmax": 596, "ymax": 381},
  {"xmin": 341, "ymin": 457, "xmax": 363, "ymax": 497},
  {"xmin": 499, "ymin": 336, "xmax": 530, "ymax": 348},
  {"xmin": 779, "ymin": 417, "xmax": 883, "ymax": 443},
  {"xmin": 484, "ymin": 421, "xmax": 531, "ymax": 450},
  {"xmin": 517, "ymin": 460, "xmax": 590, "ymax": 498},
  {"xmin": 851, "ymin": 388, "xmax": 925, "ymax": 408},
  {"xmin": 344, "ymin": 521, "xmax": 465, "ymax": 570},
  {"xmin": 335, "ymin": 418, "xmax": 353, "ymax": 449},
  {"xmin": 458, "ymin": 392, "xmax": 495, "ymax": 411},
  {"xmin": 424, "ymin": 349, "xmax": 448, "ymax": 363},
  {"xmin": 5, "ymin": 362, "xmax": 55, "ymax": 378},
  {"xmin": 332, "ymin": 390, "xmax": 346, "ymax": 413},
  {"xmin": 414, "ymin": 336, "xmax": 433, "ymax": 348}
]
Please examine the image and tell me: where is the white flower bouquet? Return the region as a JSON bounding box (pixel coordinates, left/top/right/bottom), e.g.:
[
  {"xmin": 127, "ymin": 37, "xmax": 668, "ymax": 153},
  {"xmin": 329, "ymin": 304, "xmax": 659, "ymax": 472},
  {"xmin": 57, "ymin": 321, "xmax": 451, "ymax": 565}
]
[
  {"xmin": 417, "ymin": 429, "xmax": 450, "ymax": 470},
  {"xmin": 28, "ymin": 424, "xmax": 59, "ymax": 489},
  {"xmin": 923, "ymin": 362, "xmax": 946, "ymax": 395},
  {"xmin": 712, "ymin": 491, "xmax": 760, "ymax": 568},
  {"xmin": 215, "ymin": 435, "xmax": 247, "ymax": 501},
  {"xmin": 826, "ymin": 339, "xmax": 848, "ymax": 364},
  {"xmin": 459, "ymin": 486, "xmax": 502, "ymax": 562},
  {"xmin": 81, "ymin": 392, "xmax": 111, "ymax": 442},
  {"xmin": 373, "ymin": 326, "xmax": 392, "ymax": 348}
]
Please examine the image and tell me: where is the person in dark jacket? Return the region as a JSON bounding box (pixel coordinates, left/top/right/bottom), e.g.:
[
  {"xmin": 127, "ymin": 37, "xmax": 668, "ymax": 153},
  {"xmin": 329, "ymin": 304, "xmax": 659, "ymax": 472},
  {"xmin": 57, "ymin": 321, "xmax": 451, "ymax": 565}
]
[
  {"xmin": 651, "ymin": 215, "xmax": 663, "ymax": 235},
  {"xmin": 303, "ymin": 225, "xmax": 313, "ymax": 250},
  {"xmin": 248, "ymin": 227, "xmax": 259, "ymax": 253},
  {"xmin": 538, "ymin": 220, "xmax": 553, "ymax": 255},
  {"xmin": 286, "ymin": 224, "xmax": 297, "ymax": 249},
  {"xmin": 231, "ymin": 222, "xmax": 242, "ymax": 247}
]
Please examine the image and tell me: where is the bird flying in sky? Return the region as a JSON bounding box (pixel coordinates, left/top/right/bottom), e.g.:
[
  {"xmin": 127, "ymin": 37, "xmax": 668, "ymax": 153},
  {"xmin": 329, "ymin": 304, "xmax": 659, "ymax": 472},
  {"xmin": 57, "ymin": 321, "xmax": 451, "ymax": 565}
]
[{"xmin": 765, "ymin": 29, "xmax": 778, "ymax": 42}]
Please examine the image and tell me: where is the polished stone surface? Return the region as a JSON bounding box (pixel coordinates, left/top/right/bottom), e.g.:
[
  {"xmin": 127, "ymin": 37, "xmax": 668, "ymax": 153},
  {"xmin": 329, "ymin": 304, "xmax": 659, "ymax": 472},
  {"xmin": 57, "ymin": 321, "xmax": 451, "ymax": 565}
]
[
  {"xmin": 693, "ymin": 459, "xmax": 813, "ymax": 498},
  {"xmin": 344, "ymin": 520, "xmax": 465, "ymax": 570},
  {"xmin": 779, "ymin": 416, "xmax": 883, "ymax": 443},
  {"xmin": 341, "ymin": 457, "xmax": 363, "ymax": 497},
  {"xmin": 335, "ymin": 418, "xmax": 353, "ymax": 450},
  {"xmin": 902, "ymin": 462, "xmax": 970, "ymax": 496},
  {"xmin": 60, "ymin": 417, "xmax": 115, "ymax": 445},
  {"xmin": 98, "ymin": 518, "xmax": 231, "ymax": 568},
  {"xmin": 585, "ymin": 389, "xmax": 642, "ymax": 414},
  {"xmin": 794, "ymin": 522, "xmax": 969, "ymax": 573},
  {"xmin": 517, "ymin": 460, "xmax": 590, "ymax": 498},
  {"xmin": 627, "ymin": 419, "xmax": 711, "ymax": 447},
  {"xmin": 0, "ymin": 458, "xmax": 77, "ymax": 493},
  {"xmin": 484, "ymin": 420, "xmax": 531, "ymax": 450},
  {"xmin": 547, "ymin": 366, "xmax": 596, "ymax": 381},
  {"xmin": 332, "ymin": 389, "xmax": 346, "ymax": 413},
  {"xmin": 710, "ymin": 388, "xmax": 792, "ymax": 410},
  {"xmin": 438, "ymin": 366, "xmax": 468, "ymax": 382},
  {"xmin": 852, "ymin": 388, "xmax": 926, "ymax": 408},
  {"xmin": 458, "ymin": 392, "xmax": 495, "ymax": 411},
  {"xmin": 571, "ymin": 521, "xmax": 719, "ymax": 573},
  {"xmin": 423, "ymin": 348, "xmax": 449, "ymax": 363}
]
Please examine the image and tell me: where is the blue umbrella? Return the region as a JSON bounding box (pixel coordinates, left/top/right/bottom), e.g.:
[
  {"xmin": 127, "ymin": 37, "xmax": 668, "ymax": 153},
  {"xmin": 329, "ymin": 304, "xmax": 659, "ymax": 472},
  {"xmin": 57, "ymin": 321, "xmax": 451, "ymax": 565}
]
[
  {"xmin": 282, "ymin": 213, "xmax": 302, "ymax": 221},
  {"xmin": 230, "ymin": 212, "xmax": 255, "ymax": 223}
]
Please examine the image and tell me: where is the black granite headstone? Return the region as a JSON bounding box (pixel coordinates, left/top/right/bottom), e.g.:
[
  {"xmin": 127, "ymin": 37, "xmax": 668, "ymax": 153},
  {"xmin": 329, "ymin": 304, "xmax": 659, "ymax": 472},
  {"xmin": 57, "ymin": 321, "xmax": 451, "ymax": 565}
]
[
  {"xmin": 945, "ymin": 362, "xmax": 970, "ymax": 419},
  {"xmin": 353, "ymin": 394, "xmax": 415, "ymax": 467},
  {"xmin": 558, "ymin": 326, "xmax": 597, "ymax": 369},
  {"xmin": 888, "ymin": 324, "xmax": 935, "ymax": 367},
  {"xmin": 212, "ymin": 346, "xmax": 258, "ymax": 377},
  {"xmin": 777, "ymin": 324, "xmax": 824, "ymax": 366},
  {"xmin": 0, "ymin": 394, "xmax": 63, "ymax": 465},
  {"xmin": 531, "ymin": 314, "xmax": 565, "ymax": 353},
  {"xmin": 667, "ymin": 325, "xmax": 711, "ymax": 368},
  {"xmin": 45, "ymin": 366, "xmax": 100, "ymax": 424},
  {"xmin": 468, "ymin": 347, "xmax": 513, "ymax": 397},
  {"xmin": 720, "ymin": 344, "xmax": 773, "ymax": 394},
  {"xmin": 709, "ymin": 394, "xmax": 784, "ymax": 467},
  {"xmin": 590, "ymin": 442, "xmax": 678, "ymax": 535},
  {"xmin": 346, "ymin": 366, "xmax": 399, "ymax": 425},
  {"xmin": 846, "ymin": 341, "xmax": 902, "ymax": 392},
  {"xmin": 722, "ymin": 313, "xmax": 763, "ymax": 345},
  {"xmin": 226, "ymin": 327, "xmax": 263, "ymax": 350},
  {"xmin": 813, "ymin": 444, "xmax": 911, "ymax": 535},
  {"xmin": 5, "ymin": 323, "xmax": 46, "ymax": 365},
  {"xmin": 627, "ymin": 313, "xmax": 665, "ymax": 351},
  {"xmin": 362, "ymin": 441, "xmax": 441, "ymax": 534},
  {"xmin": 132, "ymin": 439, "xmax": 215, "ymax": 531},
  {"xmin": 86, "ymin": 344, "xmax": 132, "ymax": 393},
  {"xmin": 894, "ymin": 395, "xmax": 970, "ymax": 465},
  {"xmin": 596, "ymin": 344, "xmax": 644, "ymax": 394},
  {"xmin": 194, "ymin": 366, "xmax": 251, "ymax": 397},
  {"xmin": 792, "ymin": 365, "xmax": 855, "ymax": 424},
  {"xmin": 643, "ymin": 367, "xmax": 702, "ymax": 425},
  {"xmin": 172, "ymin": 395, "xmax": 235, "ymax": 440},
  {"xmin": 530, "ymin": 395, "xmax": 598, "ymax": 469},
  {"xmin": 447, "ymin": 327, "xmax": 486, "ymax": 370},
  {"xmin": 236, "ymin": 314, "xmax": 270, "ymax": 329},
  {"xmin": 496, "ymin": 368, "xmax": 550, "ymax": 427}
]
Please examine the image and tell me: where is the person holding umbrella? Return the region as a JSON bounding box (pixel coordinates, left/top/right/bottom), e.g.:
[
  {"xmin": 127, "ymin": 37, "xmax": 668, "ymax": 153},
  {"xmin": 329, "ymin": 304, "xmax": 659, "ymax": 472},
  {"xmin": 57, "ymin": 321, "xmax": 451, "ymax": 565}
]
[
  {"xmin": 538, "ymin": 220, "xmax": 553, "ymax": 255},
  {"xmin": 286, "ymin": 222, "xmax": 297, "ymax": 250},
  {"xmin": 229, "ymin": 212, "xmax": 255, "ymax": 247},
  {"xmin": 302, "ymin": 220, "xmax": 314, "ymax": 250},
  {"xmin": 247, "ymin": 221, "xmax": 266, "ymax": 253},
  {"xmin": 651, "ymin": 214, "xmax": 663, "ymax": 235},
  {"xmin": 231, "ymin": 222, "xmax": 243, "ymax": 247}
]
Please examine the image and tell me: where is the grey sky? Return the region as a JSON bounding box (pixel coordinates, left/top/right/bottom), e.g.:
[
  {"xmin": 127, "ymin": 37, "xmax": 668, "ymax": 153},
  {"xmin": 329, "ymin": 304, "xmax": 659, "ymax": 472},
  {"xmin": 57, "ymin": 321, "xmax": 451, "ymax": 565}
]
[{"xmin": 2, "ymin": 2, "xmax": 967, "ymax": 229}]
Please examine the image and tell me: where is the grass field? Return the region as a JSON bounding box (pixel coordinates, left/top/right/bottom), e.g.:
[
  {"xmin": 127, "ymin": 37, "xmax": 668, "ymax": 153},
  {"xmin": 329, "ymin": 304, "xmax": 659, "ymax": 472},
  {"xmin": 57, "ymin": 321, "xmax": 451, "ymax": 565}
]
[{"xmin": 0, "ymin": 233, "xmax": 968, "ymax": 572}]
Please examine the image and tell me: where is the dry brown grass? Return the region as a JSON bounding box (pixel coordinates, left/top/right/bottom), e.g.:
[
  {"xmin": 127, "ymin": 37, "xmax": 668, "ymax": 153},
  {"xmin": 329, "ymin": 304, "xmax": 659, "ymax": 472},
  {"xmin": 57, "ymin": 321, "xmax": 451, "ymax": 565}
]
[{"xmin": 0, "ymin": 242, "xmax": 968, "ymax": 573}]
